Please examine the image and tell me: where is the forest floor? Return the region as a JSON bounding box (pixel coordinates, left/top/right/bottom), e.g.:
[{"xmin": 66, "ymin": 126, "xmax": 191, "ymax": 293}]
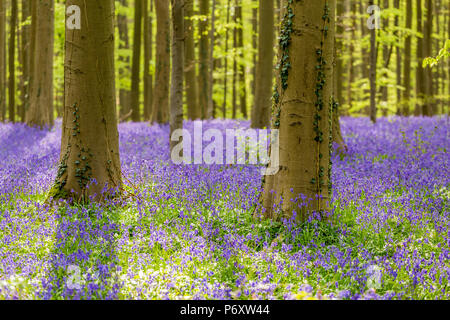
[{"xmin": 0, "ymin": 117, "xmax": 448, "ymax": 300}]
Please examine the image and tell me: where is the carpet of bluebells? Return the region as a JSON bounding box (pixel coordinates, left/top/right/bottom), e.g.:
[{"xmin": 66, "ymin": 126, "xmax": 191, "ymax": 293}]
[{"xmin": 0, "ymin": 116, "xmax": 448, "ymax": 300}]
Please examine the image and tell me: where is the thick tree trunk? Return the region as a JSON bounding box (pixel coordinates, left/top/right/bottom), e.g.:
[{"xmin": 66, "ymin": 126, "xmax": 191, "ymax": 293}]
[
  {"xmin": 20, "ymin": 0, "xmax": 31, "ymax": 122},
  {"xmin": 262, "ymin": 0, "xmax": 335, "ymax": 220},
  {"xmin": 130, "ymin": 0, "xmax": 143, "ymax": 122},
  {"xmin": 184, "ymin": 0, "xmax": 200, "ymax": 120},
  {"xmin": 369, "ymin": 0, "xmax": 377, "ymax": 123},
  {"xmin": 50, "ymin": 0, "xmax": 122, "ymax": 201},
  {"xmin": 26, "ymin": 0, "xmax": 54, "ymax": 128},
  {"xmin": 170, "ymin": 0, "xmax": 184, "ymax": 151},
  {"xmin": 222, "ymin": 0, "xmax": 231, "ymax": 118},
  {"xmin": 415, "ymin": 0, "xmax": 425, "ymax": 115},
  {"xmin": 198, "ymin": 0, "xmax": 210, "ymax": 119},
  {"xmin": 117, "ymin": 0, "xmax": 131, "ymax": 120},
  {"xmin": 402, "ymin": 0, "xmax": 412, "ymax": 116},
  {"xmin": 151, "ymin": 0, "xmax": 170, "ymax": 123},
  {"xmin": 423, "ymin": 0, "xmax": 434, "ymax": 115},
  {"xmin": 251, "ymin": 0, "xmax": 274, "ymax": 128},
  {"xmin": 0, "ymin": 0, "xmax": 6, "ymax": 121},
  {"xmin": 9, "ymin": 0, "xmax": 18, "ymax": 122},
  {"xmin": 235, "ymin": 3, "xmax": 247, "ymax": 119},
  {"xmin": 143, "ymin": 0, "xmax": 153, "ymax": 121}
]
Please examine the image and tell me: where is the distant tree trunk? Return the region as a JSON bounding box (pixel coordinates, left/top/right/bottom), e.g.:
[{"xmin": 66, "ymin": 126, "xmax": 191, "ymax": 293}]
[
  {"xmin": 380, "ymin": 0, "xmax": 389, "ymax": 116},
  {"xmin": 185, "ymin": 0, "xmax": 200, "ymax": 120},
  {"xmin": 198, "ymin": 0, "xmax": 210, "ymax": 119},
  {"xmin": 117, "ymin": 0, "xmax": 131, "ymax": 120},
  {"xmin": 143, "ymin": 0, "xmax": 153, "ymax": 121},
  {"xmin": 415, "ymin": 0, "xmax": 425, "ymax": 116},
  {"xmin": 170, "ymin": 0, "xmax": 184, "ymax": 152},
  {"xmin": 262, "ymin": 0, "xmax": 335, "ymax": 220},
  {"xmin": 369, "ymin": 0, "xmax": 377, "ymax": 123},
  {"xmin": 334, "ymin": 0, "xmax": 344, "ymax": 107},
  {"xmin": 235, "ymin": 3, "xmax": 247, "ymax": 119},
  {"xmin": 222, "ymin": 0, "xmax": 231, "ymax": 118},
  {"xmin": 207, "ymin": 0, "xmax": 216, "ymax": 118},
  {"xmin": 130, "ymin": 0, "xmax": 142, "ymax": 122},
  {"xmin": 51, "ymin": 0, "xmax": 122, "ymax": 201},
  {"xmin": 359, "ymin": 0, "xmax": 369, "ymax": 115},
  {"xmin": 0, "ymin": 0, "xmax": 6, "ymax": 121},
  {"xmin": 346, "ymin": 0, "xmax": 355, "ymax": 110},
  {"xmin": 151, "ymin": 0, "xmax": 170, "ymax": 123},
  {"xmin": 251, "ymin": 0, "xmax": 273, "ymax": 128},
  {"xmin": 423, "ymin": 0, "xmax": 434, "ymax": 115},
  {"xmin": 394, "ymin": 0, "xmax": 401, "ymax": 110},
  {"xmin": 401, "ymin": 0, "xmax": 412, "ymax": 116},
  {"xmin": 9, "ymin": 0, "xmax": 18, "ymax": 122},
  {"xmin": 26, "ymin": 0, "xmax": 54, "ymax": 128},
  {"xmin": 20, "ymin": 0, "xmax": 31, "ymax": 122}
]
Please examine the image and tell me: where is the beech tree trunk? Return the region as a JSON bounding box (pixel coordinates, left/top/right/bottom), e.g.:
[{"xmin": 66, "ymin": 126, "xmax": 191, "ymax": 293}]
[
  {"xmin": 423, "ymin": 0, "xmax": 434, "ymax": 115},
  {"xmin": 26, "ymin": 0, "xmax": 54, "ymax": 128},
  {"xmin": 207, "ymin": 0, "xmax": 216, "ymax": 118},
  {"xmin": 0, "ymin": 0, "xmax": 6, "ymax": 121},
  {"xmin": 251, "ymin": 0, "xmax": 274, "ymax": 128},
  {"xmin": 50, "ymin": 0, "xmax": 122, "ymax": 201},
  {"xmin": 20, "ymin": 0, "xmax": 31, "ymax": 122},
  {"xmin": 130, "ymin": 0, "xmax": 143, "ymax": 122},
  {"xmin": 235, "ymin": 3, "xmax": 247, "ymax": 119},
  {"xmin": 185, "ymin": 0, "xmax": 200, "ymax": 120},
  {"xmin": 262, "ymin": 0, "xmax": 335, "ymax": 220},
  {"xmin": 402, "ymin": 0, "xmax": 412, "ymax": 116},
  {"xmin": 170, "ymin": 0, "xmax": 184, "ymax": 151},
  {"xmin": 117, "ymin": 0, "xmax": 131, "ymax": 120},
  {"xmin": 198, "ymin": 0, "xmax": 210, "ymax": 119},
  {"xmin": 9, "ymin": 0, "xmax": 18, "ymax": 122},
  {"xmin": 143, "ymin": 0, "xmax": 153, "ymax": 121},
  {"xmin": 369, "ymin": 0, "xmax": 377, "ymax": 123},
  {"xmin": 222, "ymin": 0, "xmax": 231, "ymax": 118},
  {"xmin": 415, "ymin": 0, "xmax": 425, "ymax": 116},
  {"xmin": 394, "ymin": 0, "xmax": 401, "ymax": 109},
  {"xmin": 151, "ymin": 0, "xmax": 170, "ymax": 123}
]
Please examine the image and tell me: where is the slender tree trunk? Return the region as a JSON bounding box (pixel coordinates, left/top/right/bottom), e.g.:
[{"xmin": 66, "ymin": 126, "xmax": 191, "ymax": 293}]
[
  {"xmin": 251, "ymin": 0, "xmax": 274, "ymax": 128},
  {"xmin": 9, "ymin": 0, "xmax": 18, "ymax": 122},
  {"xmin": 380, "ymin": 0, "xmax": 389, "ymax": 116},
  {"xmin": 26, "ymin": 0, "xmax": 54, "ymax": 128},
  {"xmin": 334, "ymin": 0, "xmax": 344, "ymax": 107},
  {"xmin": 0, "ymin": 0, "xmax": 6, "ymax": 121},
  {"xmin": 198, "ymin": 0, "xmax": 210, "ymax": 119},
  {"xmin": 20, "ymin": 0, "xmax": 31, "ymax": 122},
  {"xmin": 402, "ymin": 0, "xmax": 412, "ymax": 116},
  {"xmin": 207, "ymin": 0, "xmax": 216, "ymax": 118},
  {"xmin": 130, "ymin": 0, "xmax": 142, "ymax": 122},
  {"xmin": 251, "ymin": 1, "xmax": 258, "ymax": 99},
  {"xmin": 423, "ymin": 0, "xmax": 434, "ymax": 115},
  {"xmin": 143, "ymin": 0, "xmax": 153, "ymax": 121},
  {"xmin": 262, "ymin": 0, "xmax": 335, "ymax": 220},
  {"xmin": 369, "ymin": 0, "xmax": 377, "ymax": 122},
  {"xmin": 185, "ymin": 0, "xmax": 200, "ymax": 120},
  {"xmin": 232, "ymin": 3, "xmax": 237, "ymax": 119},
  {"xmin": 151, "ymin": 0, "xmax": 170, "ymax": 123},
  {"xmin": 222, "ymin": 0, "xmax": 231, "ymax": 118},
  {"xmin": 51, "ymin": 0, "xmax": 122, "ymax": 201},
  {"xmin": 346, "ymin": 0, "xmax": 355, "ymax": 110},
  {"xmin": 416, "ymin": 0, "xmax": 426, "ymax": 115},
  {"xmin": 170, "ymin": 0, "xmax": 184, "ymax": 151},
  {"xmin": 117, "ymin": 0, "xmax": 131, "ymax": 120},
  {"xmin": 394, "ymin": 0, "xmax": 401, "ymax": 110}
]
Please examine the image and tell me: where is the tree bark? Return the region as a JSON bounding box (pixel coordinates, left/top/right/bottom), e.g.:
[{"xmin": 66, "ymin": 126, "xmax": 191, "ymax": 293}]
[
  {"xmin": 26, "ymin": 0, "xmax": 54, "ymax": 128},
  {"xmin": 423, "ymin": 0, "xmax": 434, "ymax": 115},
  {"xmin": 170, "ymin": 0, "xmax": 184, "ymax": 151},
  {"xmin": 50, "ymin": 0, "xmax": 122, "ymax": 201},
  {"xmin": 184, "ymin": 0, "xmax": 200, "ymax": 120},
  {"xmin": 0, "ymin": 0, "xmax": 6, "ymax": 121},
  {"xmin": 235, "ymin": 3, "xmax": 247, "ymax": 119},
  {"xmin": 143, "ymin": 0, "xmax": 153, "ymax": 121},
  {"xmin": 394, "ymin": 0, "xmax": 401, "ymax": 110},
  {"xmin": 369, "ymin": 0, "xmax": 377, "ymax": 123},
  {"xmin": 130, "ymin": 0, "xmax": 143, "ymax": 122},
  {"xmin": 207, "ymin": 0, "xmax": 216, "ymax": 118},
  {"xmin": 251, "ymin": 0, "xmax": 274, "ymax": 128},
  {"xmin": 20, "ymin": 0, "xmax": 31, "ymax": 122},
  {"xmin": 222, "ymin": 0, "xmax": 231, "ymax": 118},
  {"xmin": 151, "ymin": 0, "xmax": 170, "ymax": 123},
  {"xmin": 401, "ymin": 0, "xmax": 412, "ymax": 116},
  {"xmin": 415, "ymin": 0, "xmax": 426, "ymax": 115},
  {"xmin": 262, "ymin": 0, "xmax": 335, "ymax": 220},
  {"xmin": 9, "ymin": 0, "xmax": 18, "ymax": 122},
  {"xmin": 198, "ymin": 0, "xmax": 210, "ymax": 119},
  {"xmin": 232, "ymin": 3, "xmax": 237, "ymax": 119},
  {"xmin": 117, "ymin": 0, "xmax": 131, "ymax": 120}
]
